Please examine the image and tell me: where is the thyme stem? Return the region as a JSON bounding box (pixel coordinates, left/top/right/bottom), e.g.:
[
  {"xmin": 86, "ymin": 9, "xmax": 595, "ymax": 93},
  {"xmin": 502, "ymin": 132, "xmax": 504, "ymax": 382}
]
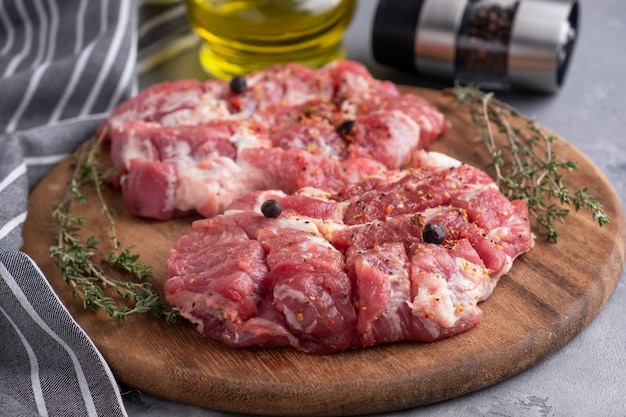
[
  {"xmin": 50, "ymin": 132, "xmax": 179, "ymax": 323},
  {"xmin": 450, "ymin": 84, "xmax": 610, "ymax": 242}
]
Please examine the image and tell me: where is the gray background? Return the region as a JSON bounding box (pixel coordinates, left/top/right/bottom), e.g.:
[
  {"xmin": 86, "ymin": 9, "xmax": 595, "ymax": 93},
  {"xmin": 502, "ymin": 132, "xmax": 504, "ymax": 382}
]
[{"xmin": 131, "ymin": 1, "xmax": 626, "ymax": 416}]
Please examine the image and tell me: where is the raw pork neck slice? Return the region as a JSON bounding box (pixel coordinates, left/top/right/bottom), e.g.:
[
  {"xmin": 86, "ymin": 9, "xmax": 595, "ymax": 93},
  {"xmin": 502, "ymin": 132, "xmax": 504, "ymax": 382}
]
[
  {"xmin": 164, "ymin": 151, "xmax": 535, "ymax": 354},
  {"xmin": 99, "ymin": 60, "xmax": 448, "ymax": 220}
]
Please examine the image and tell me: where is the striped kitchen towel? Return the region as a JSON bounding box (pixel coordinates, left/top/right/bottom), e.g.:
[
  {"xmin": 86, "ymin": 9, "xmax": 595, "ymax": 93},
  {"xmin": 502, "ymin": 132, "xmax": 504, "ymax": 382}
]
[{"xmin": 0, "ymin": 1, "xmax": 191, "ymax": 416}]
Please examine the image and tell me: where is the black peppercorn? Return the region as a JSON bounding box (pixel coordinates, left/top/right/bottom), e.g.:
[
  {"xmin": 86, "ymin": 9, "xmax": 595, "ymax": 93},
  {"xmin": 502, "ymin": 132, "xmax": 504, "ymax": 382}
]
[
  {"xmin": 229, "ymin": 76, "xmax": 247, "ymax": 94},
  {"xmin": 423, "ymin": 223, "xmax": 446, "ymax": 244},
  {"xmin": 261, "ymin": 199, "xmax": 282, "ymax": 218},
  {"xmin": 337, "ymin": 120, "xmax": 355, "ymax": 136}
]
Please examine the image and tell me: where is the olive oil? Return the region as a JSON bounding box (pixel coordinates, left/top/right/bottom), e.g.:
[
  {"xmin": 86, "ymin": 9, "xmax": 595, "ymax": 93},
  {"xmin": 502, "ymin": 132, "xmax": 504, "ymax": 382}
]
[{"xmin": 186, "ymin": 0, "xmax": 356, "ymax": 79}]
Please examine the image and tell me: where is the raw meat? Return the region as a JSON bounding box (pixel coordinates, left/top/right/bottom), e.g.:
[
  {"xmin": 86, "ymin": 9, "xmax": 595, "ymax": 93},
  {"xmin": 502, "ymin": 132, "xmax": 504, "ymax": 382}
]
[
  {"xmin": 100, "ymin": 61, "xmax": 448, "ymax": 220},
  {"xmin": 164, "ymin": 151, "xmax": 535, "ymax": 354}
]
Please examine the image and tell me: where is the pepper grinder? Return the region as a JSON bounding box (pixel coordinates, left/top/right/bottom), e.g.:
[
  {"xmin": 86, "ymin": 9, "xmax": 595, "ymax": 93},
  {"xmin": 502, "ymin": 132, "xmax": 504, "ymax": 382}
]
[{"xmin": 372, "ymin": 0, "xmax": 579, "ymax": 93}]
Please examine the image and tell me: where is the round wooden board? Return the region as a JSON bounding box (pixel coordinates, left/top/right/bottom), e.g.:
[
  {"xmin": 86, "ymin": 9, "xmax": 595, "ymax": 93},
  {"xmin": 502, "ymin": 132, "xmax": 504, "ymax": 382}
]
[{"xmin": 22, "ymin": 87, "xmax": 626, "ymax": 416}]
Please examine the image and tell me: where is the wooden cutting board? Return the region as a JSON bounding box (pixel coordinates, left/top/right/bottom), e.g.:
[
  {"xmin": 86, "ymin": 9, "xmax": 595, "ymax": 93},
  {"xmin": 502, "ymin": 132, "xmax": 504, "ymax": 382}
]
[{"xmin": 22, "ymin": 87, "xmax": 626, "ymax": 416}]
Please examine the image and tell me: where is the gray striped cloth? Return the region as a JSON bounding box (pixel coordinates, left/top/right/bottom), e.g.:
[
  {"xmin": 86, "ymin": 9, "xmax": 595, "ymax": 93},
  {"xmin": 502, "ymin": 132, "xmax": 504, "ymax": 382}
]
[{"xmin": 0, "ymin": 1, "xmax": 192, "ymax": 416}]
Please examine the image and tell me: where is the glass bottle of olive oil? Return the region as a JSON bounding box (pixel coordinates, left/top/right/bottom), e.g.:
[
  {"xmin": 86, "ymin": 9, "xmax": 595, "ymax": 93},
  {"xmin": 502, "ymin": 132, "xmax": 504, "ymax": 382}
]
[{"xmin": 185, "ymin": 0, "xmax": 356, "ymax": 79}]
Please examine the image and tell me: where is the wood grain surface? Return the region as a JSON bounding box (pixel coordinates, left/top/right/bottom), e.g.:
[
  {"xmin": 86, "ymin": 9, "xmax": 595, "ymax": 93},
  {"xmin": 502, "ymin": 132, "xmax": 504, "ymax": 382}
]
[{"xmin": 22, "ymin": 87, "xmax": 626, "ymax": 416}]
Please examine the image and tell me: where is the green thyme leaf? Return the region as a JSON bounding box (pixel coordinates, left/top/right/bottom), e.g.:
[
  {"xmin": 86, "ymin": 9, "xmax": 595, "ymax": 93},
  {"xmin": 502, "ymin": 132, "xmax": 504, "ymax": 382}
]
[
  {"xmin": 449, "ymin": 84, "xmax": 609, "ymax": 243},
  {"xmin": 49, "ymin": 133, "xmax": 177, "ymax": 322}
]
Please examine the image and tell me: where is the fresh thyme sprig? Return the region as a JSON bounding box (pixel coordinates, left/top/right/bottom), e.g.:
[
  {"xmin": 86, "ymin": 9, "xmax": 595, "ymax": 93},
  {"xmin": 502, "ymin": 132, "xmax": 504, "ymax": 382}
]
[
  {"xmin": 50, "ymin": 133, "xmax": 179, "ymax": 323},
  {"xmin": 450, "ymin": 84, "xmax": 610, "ymax": 242}
]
